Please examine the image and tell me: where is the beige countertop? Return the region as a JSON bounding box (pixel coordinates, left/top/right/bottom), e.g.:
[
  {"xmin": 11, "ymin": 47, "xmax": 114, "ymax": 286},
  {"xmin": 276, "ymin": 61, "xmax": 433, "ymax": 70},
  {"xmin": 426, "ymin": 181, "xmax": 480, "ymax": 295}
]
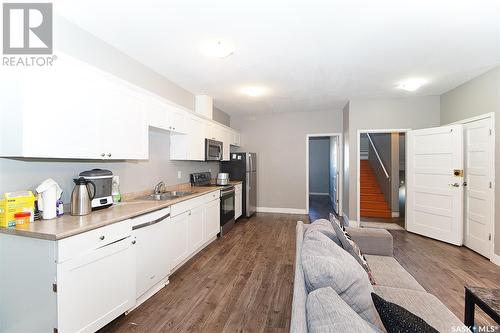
[{"xmin": 0, "ymin": 181, "xmax": 243, "ymax": 241}]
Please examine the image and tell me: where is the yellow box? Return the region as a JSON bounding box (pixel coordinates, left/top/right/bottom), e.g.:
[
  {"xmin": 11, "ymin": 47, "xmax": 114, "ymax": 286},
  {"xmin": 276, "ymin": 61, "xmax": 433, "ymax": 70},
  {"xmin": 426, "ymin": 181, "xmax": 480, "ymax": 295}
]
[{"xmin": 0, "ymin": 191, "xmax": 36, "ymax": 228}]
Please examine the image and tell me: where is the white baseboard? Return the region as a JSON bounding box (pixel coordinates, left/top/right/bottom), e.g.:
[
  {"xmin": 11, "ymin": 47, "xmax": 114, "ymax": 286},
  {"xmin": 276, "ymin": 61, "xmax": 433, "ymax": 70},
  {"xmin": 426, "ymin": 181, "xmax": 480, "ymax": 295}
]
[
  {"xmin": 309, "ymin": 192, "xmax": 330, "ymax": 196},
  {"xmin": 491, "ymin": 253, "xmax": 500, "ymax": 267},
  {"xmin": 349, "ymin": 220, "xmax": 360, "ymax": 227},
  {"xmin": 256, "ymin": 207, "xmax": 307, "ymax": 214}
]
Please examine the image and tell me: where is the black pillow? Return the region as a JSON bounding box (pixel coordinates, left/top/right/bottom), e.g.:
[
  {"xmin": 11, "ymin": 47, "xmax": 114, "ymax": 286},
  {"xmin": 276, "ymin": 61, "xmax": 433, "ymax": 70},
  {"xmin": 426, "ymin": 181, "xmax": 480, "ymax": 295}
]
[{"xmin": 371, "ymin": 293, "xmax": 439, "ymax": 333}]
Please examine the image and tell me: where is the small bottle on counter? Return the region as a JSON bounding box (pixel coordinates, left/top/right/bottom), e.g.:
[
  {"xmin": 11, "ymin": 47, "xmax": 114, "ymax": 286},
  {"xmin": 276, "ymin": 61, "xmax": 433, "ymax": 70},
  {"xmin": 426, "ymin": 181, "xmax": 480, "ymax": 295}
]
[
  {"xmin": 112, "ymin": 176, "xmax": 121, "ymax": 203},
  {"xmin": 56, "ymin": 197, "xmax": 64, "ymax": 217}
]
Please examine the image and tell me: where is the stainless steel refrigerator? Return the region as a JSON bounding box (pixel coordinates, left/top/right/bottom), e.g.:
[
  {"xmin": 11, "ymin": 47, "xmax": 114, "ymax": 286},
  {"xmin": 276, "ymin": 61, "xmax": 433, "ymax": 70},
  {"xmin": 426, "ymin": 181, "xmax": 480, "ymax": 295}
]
[{"xmin": 221, "ymin": 152, "xmax": 256, "ymax": 217}]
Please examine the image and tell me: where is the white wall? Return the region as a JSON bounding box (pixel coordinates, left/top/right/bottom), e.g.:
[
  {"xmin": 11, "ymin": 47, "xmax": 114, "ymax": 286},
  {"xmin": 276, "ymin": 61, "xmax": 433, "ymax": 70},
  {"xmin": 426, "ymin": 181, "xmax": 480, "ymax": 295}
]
[
  {"xmin": 440, "ymin": 65, "xmax": 500, "ymax": 257},
  {"xmin": 309, "ymin": 138, "xmax": 330, "ymax": 194},
  {"xmin": 345, "ymin": 96, "xmax": 441, "ymax": 222},
  {"xmin": 0, "ymin": 16, "xmax": 220, "ymax": 201},
  {"xmin": 231, "ymin": 110, "xmax": 342, "ymax": 212}
]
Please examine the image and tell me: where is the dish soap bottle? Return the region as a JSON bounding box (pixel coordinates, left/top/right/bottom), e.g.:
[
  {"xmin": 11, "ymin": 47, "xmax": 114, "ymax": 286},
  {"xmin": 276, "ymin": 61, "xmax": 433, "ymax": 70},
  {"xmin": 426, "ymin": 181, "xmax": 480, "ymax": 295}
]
[{"xmin": 112, "ymin": 176, "xmax": 121, "ymax": 203}]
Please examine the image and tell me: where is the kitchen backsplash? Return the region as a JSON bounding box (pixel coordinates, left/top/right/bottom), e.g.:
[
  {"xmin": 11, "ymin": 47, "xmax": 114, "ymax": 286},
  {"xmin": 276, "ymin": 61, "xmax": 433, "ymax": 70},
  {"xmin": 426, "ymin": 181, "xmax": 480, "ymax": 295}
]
[{"xmin": 0, "ymin": 129, "xmax": 220, "ymax": 203}]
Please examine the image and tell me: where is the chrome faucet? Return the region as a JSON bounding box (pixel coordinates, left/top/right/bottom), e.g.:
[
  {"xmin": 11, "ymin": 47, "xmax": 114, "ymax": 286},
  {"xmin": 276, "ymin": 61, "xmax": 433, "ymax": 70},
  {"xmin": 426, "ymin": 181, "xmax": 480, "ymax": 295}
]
[{"xmin": 154, "ymin": 181, "xmax": 166, "ymax": 195}]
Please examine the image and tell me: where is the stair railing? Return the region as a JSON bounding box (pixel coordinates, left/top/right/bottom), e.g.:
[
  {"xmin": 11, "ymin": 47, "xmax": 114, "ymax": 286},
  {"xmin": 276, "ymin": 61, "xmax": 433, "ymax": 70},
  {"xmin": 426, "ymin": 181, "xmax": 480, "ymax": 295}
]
[{"xmin": 366, "ymin": 133, "xmax": 390, "ymax": 180}]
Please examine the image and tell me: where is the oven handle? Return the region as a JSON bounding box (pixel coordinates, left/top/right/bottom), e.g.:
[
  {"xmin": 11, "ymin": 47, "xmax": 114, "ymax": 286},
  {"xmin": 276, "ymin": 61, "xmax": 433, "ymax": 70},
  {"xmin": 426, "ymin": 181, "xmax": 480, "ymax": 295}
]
[{"xmin": 220, "ymin": 189, "xmax": 235, "ymax": 196}]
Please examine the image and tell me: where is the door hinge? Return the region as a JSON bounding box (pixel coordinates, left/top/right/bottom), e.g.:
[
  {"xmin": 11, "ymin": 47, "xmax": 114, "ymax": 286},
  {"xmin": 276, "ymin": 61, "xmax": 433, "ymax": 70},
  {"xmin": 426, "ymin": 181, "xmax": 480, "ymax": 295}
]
[
  {"xmin": 52, "ymin": 283, "xmax": 57, "ymax": 293},
  {"xmin": 54, "ymin": 328, "xmax": 58, "ymax": 333},
  {"xmin": 488, "ymin": 233, "xmax": 492, "ymax": 241},
  {"xmin": 489, "ymin": 181, "xmax": 493, "ymax": 189},
  {"xmin": 489, "ymin": 129, "xmax": 492, "ymax": 136}
]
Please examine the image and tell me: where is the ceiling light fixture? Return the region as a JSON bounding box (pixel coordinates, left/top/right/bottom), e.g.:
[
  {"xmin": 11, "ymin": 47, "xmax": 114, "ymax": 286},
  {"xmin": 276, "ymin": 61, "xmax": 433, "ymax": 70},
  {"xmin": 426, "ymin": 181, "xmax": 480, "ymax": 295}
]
[
  {"xmin": 397, "ymin": 79, "xmax": 427, "ymax": 92},
  {"xmin": 240, "ymin": 86, "xmax": 269, "ymax": 97},
  {"xmin": 201, "ymin": 39, "xmax": 235, "ymax": 58}
]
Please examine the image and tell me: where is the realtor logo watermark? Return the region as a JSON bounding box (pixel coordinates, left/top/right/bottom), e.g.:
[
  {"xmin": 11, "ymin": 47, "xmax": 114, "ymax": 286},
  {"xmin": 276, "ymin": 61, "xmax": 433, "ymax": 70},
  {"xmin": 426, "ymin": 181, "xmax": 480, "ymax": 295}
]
[{"xmin": 2, "ymin": 2, "xmax": 56, "ymax": 66}]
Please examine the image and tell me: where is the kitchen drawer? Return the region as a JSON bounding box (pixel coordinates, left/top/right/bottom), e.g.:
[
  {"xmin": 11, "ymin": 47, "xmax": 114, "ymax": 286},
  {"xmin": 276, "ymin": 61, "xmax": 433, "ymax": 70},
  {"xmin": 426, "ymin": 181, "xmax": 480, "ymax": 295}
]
[
  {"xmin": 57, "ymin": 219, "xmax": 132, "ymax": 263},
  {"xmin": 171, "ymin": 190, "xmax": 220, "ymax": 217}
]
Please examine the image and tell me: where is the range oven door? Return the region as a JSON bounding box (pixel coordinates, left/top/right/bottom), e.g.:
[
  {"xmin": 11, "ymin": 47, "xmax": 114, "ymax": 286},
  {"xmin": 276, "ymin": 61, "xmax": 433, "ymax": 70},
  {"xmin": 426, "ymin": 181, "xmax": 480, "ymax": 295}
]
[
  {"xmin": 205, "ymin": 139, "xmax": 223, "ymax": 161},
  {"xmin": 220, "ymin": 187, "xmax": 235, "ymax": 236}
]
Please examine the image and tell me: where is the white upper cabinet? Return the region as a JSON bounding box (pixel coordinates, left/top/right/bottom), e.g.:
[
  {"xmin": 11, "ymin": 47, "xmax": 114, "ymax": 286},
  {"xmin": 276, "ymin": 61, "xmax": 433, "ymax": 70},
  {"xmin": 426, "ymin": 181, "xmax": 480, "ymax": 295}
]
[
  {"xmin": 0, "ymin": 55, "xmax": 148, "ymax": 160},
  {"xmin": 222, "ymin": 128, "xmax": 231, "ymax": 161},
  {"xmin": 195, "ymin": 95, "xmax": 213, "ymax": 119},
  {"xmin": 231, "ymin": 130, "xmax": 241, "ymax": 147}
]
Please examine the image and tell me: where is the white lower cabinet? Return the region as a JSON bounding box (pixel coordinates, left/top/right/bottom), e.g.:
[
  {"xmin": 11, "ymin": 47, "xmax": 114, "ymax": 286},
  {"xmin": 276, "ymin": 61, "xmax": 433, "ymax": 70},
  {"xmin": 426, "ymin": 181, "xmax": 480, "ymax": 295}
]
[
  {"xmin": 132, "ymin": 208, "xmax": 171, "ymax": 304},
  {"xmin": 169, "ymin": 210, "xmax": 190, "ymax": 269},
  {"xmin": 204, "ymin": 198, "xmax": 221, "ymax": 240},
  {"xmin": 188, "ymin": 206, "xmax": 205, "ymax": 253},
  {"xmin": 57, "ymin": 234, "xmax": 135, "ymax": 333},
  {"xmin": 235, "ymin": 184, "xmax": 243, "ymax": 220}
]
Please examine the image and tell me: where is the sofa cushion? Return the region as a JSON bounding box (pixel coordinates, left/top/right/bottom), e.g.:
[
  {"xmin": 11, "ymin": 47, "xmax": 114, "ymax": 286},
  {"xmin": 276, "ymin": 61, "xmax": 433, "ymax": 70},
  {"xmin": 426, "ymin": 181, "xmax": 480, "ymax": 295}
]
[
  {"xmin": 365, "ymin": 255, "xmax": 425, "ymax": 292},
  {"xmin": 330, "ymin": 214, "xmax": 376, "ymax": 284},
  {"xmin": 301, "ymin": 230, "xmax": 379, "ymax": 326},
  {"xmin": 306, "ymin": 287, "xmax": 382, "ymax": 333},
  {"xmin": 371, "ymin": 292, "xmax": 438, "ymax": 333},
  {"xmin": 305, "ymin": 218, "xmax": 341, "ymax": 246},
  {"xmin": 345, "ymin": 227, "xmax": 393, "ymax": 257},
  {"xmin": 374, "ymin": 285, "xmax": 469, "ymax": 333}
]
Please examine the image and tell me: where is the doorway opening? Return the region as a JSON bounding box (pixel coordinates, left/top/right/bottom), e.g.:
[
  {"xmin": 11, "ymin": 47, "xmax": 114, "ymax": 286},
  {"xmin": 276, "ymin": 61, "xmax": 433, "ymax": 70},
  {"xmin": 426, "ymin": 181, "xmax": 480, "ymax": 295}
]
[
  {"xmin": 306, "ymin": 133, "xmax": 342, "ymax": 222},
  {"xmin": 358, "ymin": 131, "xmax": 407, "ymax": 229}
]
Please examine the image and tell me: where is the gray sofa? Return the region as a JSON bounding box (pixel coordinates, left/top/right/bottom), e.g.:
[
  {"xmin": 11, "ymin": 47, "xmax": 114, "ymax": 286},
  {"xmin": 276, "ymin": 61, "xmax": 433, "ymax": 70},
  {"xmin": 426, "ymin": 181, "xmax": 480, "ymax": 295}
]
[{"xmin": 291, "ymin": 221, "xmax": 468, "ymax": 333}]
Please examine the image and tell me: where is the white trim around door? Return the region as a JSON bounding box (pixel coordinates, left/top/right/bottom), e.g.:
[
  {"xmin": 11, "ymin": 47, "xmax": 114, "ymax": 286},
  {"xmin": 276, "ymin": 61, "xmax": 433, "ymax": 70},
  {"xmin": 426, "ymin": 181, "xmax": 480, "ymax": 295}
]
[
  {"xmin": 306, "ymin": 133, "xmax": 343, "ymax": 216},
  {"xmin": 356, "ymin": 129, "xmax": 411, "ymax": 226}
]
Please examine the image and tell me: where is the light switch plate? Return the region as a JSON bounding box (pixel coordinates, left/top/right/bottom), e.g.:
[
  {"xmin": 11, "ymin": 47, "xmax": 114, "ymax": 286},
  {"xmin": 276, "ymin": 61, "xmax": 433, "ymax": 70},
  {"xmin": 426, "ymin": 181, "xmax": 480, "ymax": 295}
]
[{"xmin": 177, "ymin": 171, "xmax": 182, "ymax": 179}]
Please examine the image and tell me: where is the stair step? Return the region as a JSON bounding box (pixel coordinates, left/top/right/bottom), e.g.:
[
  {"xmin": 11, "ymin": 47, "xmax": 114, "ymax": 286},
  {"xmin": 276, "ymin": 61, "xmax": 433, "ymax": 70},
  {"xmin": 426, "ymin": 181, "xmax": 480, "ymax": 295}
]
[
  {"xmin": 361, "ymin": 194, "xmax": 386, "ymax": 202},
  {"xmin": 361, "ymin": 201, "xmax": 390, "ymax": 210},
  {"xmin": 361, "ymin": 209, "xmax": 392, "ymax": 218}
]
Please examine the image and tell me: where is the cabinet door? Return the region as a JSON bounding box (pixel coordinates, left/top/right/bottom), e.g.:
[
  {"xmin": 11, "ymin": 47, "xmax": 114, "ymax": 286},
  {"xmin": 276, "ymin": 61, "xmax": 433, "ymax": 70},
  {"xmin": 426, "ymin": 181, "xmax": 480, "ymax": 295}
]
[
  {"xmin": 204, "ymin": 199, "xmax": 220, "ymax": 242},
  {"xmin": 188, "ymin": 206, "xmax": 205, "ymax": 253},
  {"xmin": 146, "ymin": 97, "xmax": 169, "ymax": 130},
  {"xmin": 134, "ymin": 216, "xmax": 171, "ymax": 299},
  {"xmin": 232, "ymin": 131, "xmax": 241, "ymax": 146},
  {"xmin": 22, "ymin": 61, "xmax": 102, "ymax": 158},
  {"xmin": 235, "ymin": 189, "xmax": 242, "ymax": 220},
  {"xmin": 169, "ymin": 211, "xmax": 190, "ymax": 270},
  {"xmin": 99, "ymin": 82, "xmax": 148, "ymax": 160},
  {"xmin": 222, "ymin": 128, "xmax": 231, "ymax": 161},
  {"xmin": 168, "ymin": 107, "xmax": 187, "ymax": 134},
  {"xmin": 187, "ymin": 116, "xmax": 205, "ymax": 161},
  {"xmin": 57, "ymin": 236, "xmax": 135, "ymax": 333}
]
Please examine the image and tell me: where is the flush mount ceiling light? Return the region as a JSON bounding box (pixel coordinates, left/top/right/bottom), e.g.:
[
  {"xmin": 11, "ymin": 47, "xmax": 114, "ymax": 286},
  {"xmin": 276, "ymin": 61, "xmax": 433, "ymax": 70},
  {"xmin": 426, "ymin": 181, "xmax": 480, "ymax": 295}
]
[
  {"xmin": 201, "ymin": 39, "xmax": 235, "ymax": 58},
  {"xmin": 240, "ymin": 86, "xmax": 269, "ymax": 97},
  {"xmin": 397, "ymin": 79, "xmax": 427, "ymax": 92}
]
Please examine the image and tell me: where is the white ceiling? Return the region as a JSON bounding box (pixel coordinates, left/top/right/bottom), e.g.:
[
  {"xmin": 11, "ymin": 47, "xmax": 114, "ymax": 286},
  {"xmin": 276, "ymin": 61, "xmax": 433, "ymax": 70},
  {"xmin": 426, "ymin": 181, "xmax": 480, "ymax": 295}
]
[{"xmin": 57, "ymin": 0, "xmax": 500, "ymax": 116}]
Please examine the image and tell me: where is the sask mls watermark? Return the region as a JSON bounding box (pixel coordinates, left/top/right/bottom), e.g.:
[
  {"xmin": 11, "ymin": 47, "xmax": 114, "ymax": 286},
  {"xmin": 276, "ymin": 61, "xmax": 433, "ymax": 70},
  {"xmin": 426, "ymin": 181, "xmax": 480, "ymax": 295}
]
[{"xmin": 2, "ymin": 2, "xmax": 56, "ymax": 66}]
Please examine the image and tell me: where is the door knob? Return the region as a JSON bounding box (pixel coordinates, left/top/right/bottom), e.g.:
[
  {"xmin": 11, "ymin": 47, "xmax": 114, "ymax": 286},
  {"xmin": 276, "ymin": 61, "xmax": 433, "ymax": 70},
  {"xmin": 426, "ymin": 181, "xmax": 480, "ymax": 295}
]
[
  {"xmin": 449, "ymin": 183, "xmax": 460, "ymax": 187},
  {"xmin": 101, "ymin": 153, "xmax": 105, "ymax": 157},
  {"xmin": 107, "ymin": 153, "xmax": 112, "ymax": 157}
]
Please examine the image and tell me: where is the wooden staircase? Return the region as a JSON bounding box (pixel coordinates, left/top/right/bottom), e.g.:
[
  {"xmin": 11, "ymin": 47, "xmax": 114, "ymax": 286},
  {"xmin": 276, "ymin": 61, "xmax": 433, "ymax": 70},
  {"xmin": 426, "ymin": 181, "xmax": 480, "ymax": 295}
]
[{"xmin": 360, "ymin": 160, "xmax": 392, "ymax": 218}]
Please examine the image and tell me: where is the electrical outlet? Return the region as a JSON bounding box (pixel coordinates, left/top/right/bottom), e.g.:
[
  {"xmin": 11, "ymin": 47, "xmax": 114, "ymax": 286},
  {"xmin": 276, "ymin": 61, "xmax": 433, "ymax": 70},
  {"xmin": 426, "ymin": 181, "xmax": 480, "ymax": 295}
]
[{"xmin": 177, "ymin": 171, "xmax": 182, "ymax": 179}]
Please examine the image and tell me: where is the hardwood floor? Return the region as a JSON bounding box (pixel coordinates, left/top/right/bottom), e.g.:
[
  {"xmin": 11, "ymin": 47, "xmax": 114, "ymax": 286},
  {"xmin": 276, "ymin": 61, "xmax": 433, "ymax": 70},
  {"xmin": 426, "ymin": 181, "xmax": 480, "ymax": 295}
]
[
  {"xmin": 390, "ymin": 230, "xmax": 500, "ymax": 328},
  {"xmin": 101, "ymin": 213, "xmax": 500, "ymax": 332},
  {"xmin": 100, "ymin": 213, "xmax": 306, "ymax": 333}
]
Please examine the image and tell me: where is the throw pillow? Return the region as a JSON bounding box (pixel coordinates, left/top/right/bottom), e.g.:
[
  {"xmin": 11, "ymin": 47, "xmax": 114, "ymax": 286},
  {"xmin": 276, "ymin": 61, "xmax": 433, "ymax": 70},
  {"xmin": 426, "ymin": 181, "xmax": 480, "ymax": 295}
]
[
  {"xmin": 306, "ymin": 287, "xmax": 382, "ymax": 333},
  {"xmin": 371, "ymin": 292, "xmax": 439, "ymax": 333},
  {"xmin": 330, "ymin": 213, "xmax": 376, "ymax": 285},
  {"xmin": 301, "ymin": 230, "xmax": 379, "ymax": 327},
  {"xmin": 305, "ymin": 218, "xmax": 341, "ymax": 246}
]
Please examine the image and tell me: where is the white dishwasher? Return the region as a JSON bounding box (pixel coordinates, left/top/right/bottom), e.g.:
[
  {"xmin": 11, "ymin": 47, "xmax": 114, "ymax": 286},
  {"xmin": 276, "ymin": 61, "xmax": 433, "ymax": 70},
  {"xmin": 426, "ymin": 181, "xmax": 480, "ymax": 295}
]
[{"xmin": 131, "ymin": 207, "xmax": 172, "ymax": 307}]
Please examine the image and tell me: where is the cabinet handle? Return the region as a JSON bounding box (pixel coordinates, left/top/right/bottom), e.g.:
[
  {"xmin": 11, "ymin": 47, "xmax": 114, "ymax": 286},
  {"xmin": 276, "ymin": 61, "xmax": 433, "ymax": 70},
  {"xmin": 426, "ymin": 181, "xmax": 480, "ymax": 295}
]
[
  {"xmin": 132, "ymin": 240, "xmax": 136, "ymax": 245},
  {"xmin": 173, "ymin": 127, "xmax": 176, "ymax": 130},
  {"xmin": 107, "ymin": 153, "xmax": 112, "ymax": 157},
  {"xmin": 189, "ymin": 211, "xmax": 192, "ymax": 216},
  {"xmin": 101, "ymin": 153, "xmax": 105, "ymax": 157},
  {"xmin": 99, "ymin": 235, "xmax": 105, "ymax": 240}
]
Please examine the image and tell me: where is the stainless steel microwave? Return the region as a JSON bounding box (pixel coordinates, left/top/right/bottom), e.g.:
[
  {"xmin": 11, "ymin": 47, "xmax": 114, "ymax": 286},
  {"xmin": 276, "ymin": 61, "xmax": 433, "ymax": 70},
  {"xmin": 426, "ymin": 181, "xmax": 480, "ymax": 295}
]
[{"xmin": 205, "ymin": 139, "xmax": 223, "ymax": 161}]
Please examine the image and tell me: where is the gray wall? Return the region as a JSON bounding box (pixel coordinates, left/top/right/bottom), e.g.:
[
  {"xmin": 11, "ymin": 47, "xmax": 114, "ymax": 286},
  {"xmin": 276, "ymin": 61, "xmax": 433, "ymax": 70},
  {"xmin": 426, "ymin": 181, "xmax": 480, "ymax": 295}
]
[
  {"xmin": 231, "ymin": 110, "xmax": 342, "ymax": 211},
  {"xmin": 213, "ymin": 108, "xmax": 231, "ymax": 126},
  {"xmin": 309, "ymin": 138, "xmax": 330, "ymax": 194},
  {"xmin": 345, "ymin": 96, "xmax": 441, "ymax": 222},
  {"xmin": 440, "ymin": 65, "xmax": 500, "ymax": 257},
  {"xmin": 342, "ymin": 103, "xmax": 350, "ymax": 218},
  {"xmin": 0, "ymin": 16, "xmax": 220, "ymax": 202},
  {"xmin": 329, "ymin": 136, "xmax": 339, "ymax": 210}
]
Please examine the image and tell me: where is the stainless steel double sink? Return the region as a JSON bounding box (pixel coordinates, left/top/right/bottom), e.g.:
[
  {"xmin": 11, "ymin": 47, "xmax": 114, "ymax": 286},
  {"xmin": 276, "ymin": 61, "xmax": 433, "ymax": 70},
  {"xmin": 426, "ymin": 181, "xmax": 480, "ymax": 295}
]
[{"xmin": 138, "ymin": 191, "xmax": 193, "ymax": 201}]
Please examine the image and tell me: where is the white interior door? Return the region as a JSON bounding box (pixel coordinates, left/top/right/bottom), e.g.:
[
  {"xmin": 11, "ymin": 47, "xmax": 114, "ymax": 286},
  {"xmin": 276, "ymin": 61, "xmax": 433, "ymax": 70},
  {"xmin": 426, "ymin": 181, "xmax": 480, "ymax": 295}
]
[
  {"xmin": 330, "ymin": 137, "xmax": 340, "ymax": 214},
  {"xmin": 407, "ymin": 125, "xmax": 464, "ymax": 245},
  {"xmin": 464, "ymin": 118, "xmax": 494, "ymax": 258}
]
